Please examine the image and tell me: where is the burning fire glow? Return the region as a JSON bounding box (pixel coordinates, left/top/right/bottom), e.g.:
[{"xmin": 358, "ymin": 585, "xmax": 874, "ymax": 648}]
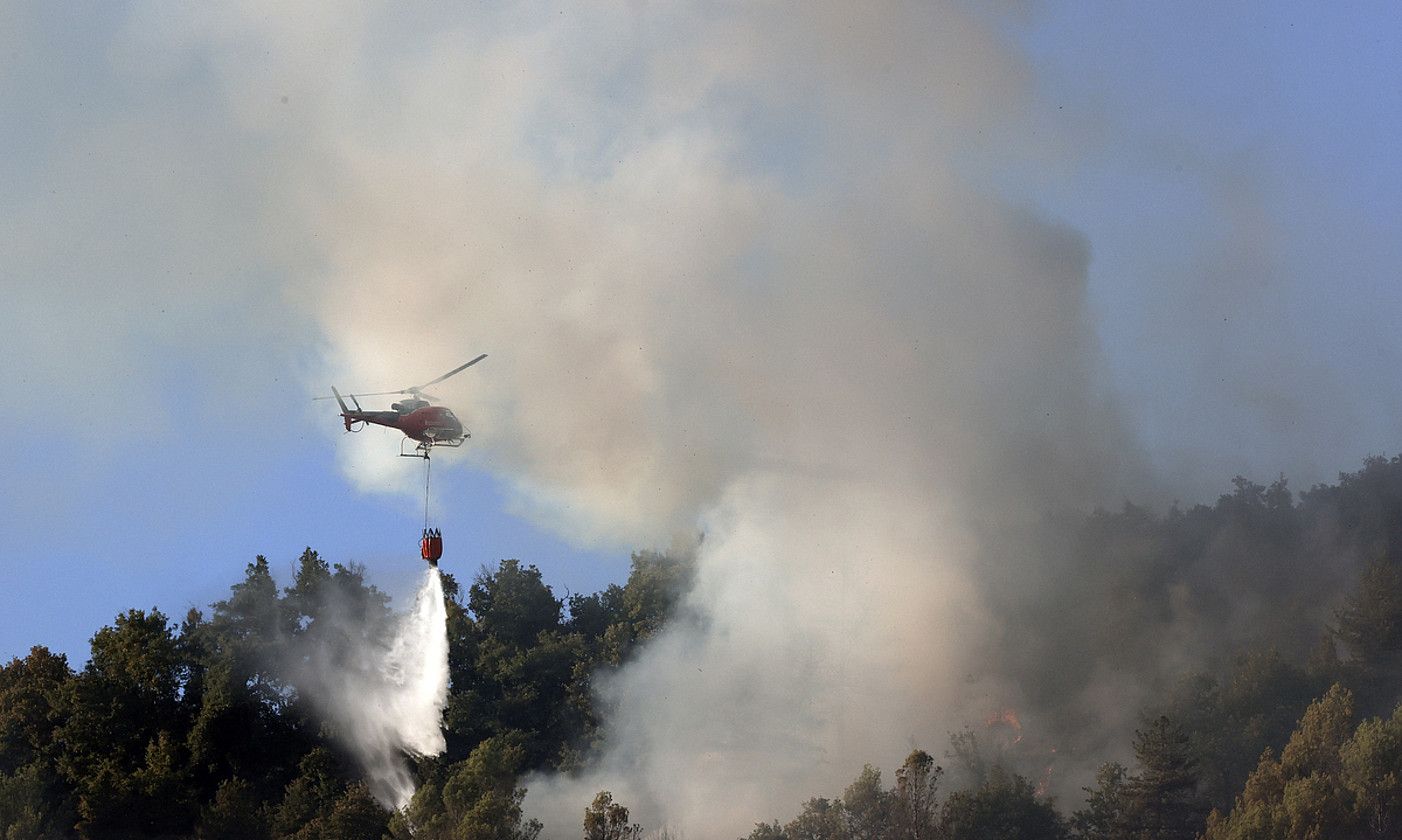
[{"xmin": 984, "ymin": 708, "xmax": 1024, "ymax": 744}]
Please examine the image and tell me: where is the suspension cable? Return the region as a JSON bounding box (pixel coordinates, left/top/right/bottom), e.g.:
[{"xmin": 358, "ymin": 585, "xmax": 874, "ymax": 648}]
[{"xmin": 423, "ymin": 454, "xmax": 432, "ymax": 532}]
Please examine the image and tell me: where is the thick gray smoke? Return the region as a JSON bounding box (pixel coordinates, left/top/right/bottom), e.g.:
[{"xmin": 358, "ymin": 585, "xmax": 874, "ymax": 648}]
[
  {"xmin": 95, "ymin": 2, "xmax": 1397, "ymax": 836},
  {"xmin": 288, "ymin": 569, "xmax": 449, "ymax": 810},
  {"xmin": 283, "ymin": 7, "xmax": 1148, "ymax": 832}
]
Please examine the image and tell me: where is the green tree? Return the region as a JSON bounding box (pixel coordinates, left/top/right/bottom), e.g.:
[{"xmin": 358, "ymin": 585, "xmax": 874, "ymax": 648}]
[
  {"xmin": 0, "ymin": 760, "xmax": 75, "ymax": 840},
  {"xmin": 1221, "ymin": 652, "xmax": 1321, "ymax": 776},
  {"xmin": 1125, "ymin": 716, "xmax": 1206, "ymax": 840},
  {"xmin": 207, "ymin": 556, "xmax": 292, "ymax": 681},
  {"xmin": 565, "ymin": 585, "xmax": 627, "ymax": 647},
  {"xmin": 441, "ymin": 570, "xmax": 486, "ymax": 762},
  {"xmin": 55, "ymin": 609, "xmax": 195, "ymax": 838},
  {"xmin": 592, "ymin": 552, "xmax": 694, "ymax": 666},
  {"xmin": 392, "ymin": 735, "xmax": 541, "ymax": 840},
  {"xmin": 841, "ymin": 765, "xmax": 893, "ymax": 840},
  {"xmin": 284, "ymin": 548, "xmax": 334, "ymax": 631},
  {"xmin": 311, "ymin": 783, "xmax": 388, "ymax": 840},
  {"xmin": 742, "ymin": 820, "xmax": 787, "ymax": 840},
  {"xmin": 946, "ymin": 730, "xmax": 992, "ymax": 788},
  {"xmin": 0, "ymin": 648, "xmax": 74, "ymax": 840},
  {"xmin": 583, "ymin": 790, "xmax": 643, "ymax": 840},
  {"xmin": 469, "ymin": 560, "xmax": 561, "ymax": 650},
  {"xmin": 1071, "ymin": 762, "xmax": 1130, "ymax": 840},
  {"xmin": 940, "ymin": 767, "xmax": 1067, "ymax": 840},
  {"xmin": 892, "ymin": 749, "xmax": 942, "ymax": 840},
  {"xmin": 457, "ymin": 560, "xmax": 591, "ymax": 768},
  {"xmin": 71, "ymin": 730, "xmax": 193, "ymax": 839},
  {"xmin": 196, "ymin": 776, "xmax": 269, "ymax": 840},
  {"xmin": 1339, "ymin": 703, "xmax": 1402, "ymax": 837},
  {"xmin": 1160, "ymin": 651, "xmax": 1323, "ymax": 811},
  {"xmin": 270, "ymin": 748, "xmax": 350, "ymax": 838},
  {"xmin": 187, "ymin": 558, "xmax": 314, "ymax": 810},
  {"xmin": 268, "ymin": 750, "xmax": 389, "ymax": 840},
  {"xmin": 1333, "ymin": 557, "xmax": 1402, "ymax": 712},
  {"xmin": 1202, "ymin": 684, "xmax": 1358, "ymax": 840},
  {"xmin": 0, "ymin": 647, "xmax": 71, "ymax": 774},
  {"xmin": 617, "ymin": 551, "xmax": 693, "ymax": 643},
  {"xmin": 287, "ymin": 554, "xmax": 392, "ymax": 671},
  {"xmin": 782, "ymin": 797, "xmax": 845, "ymax": 840}
]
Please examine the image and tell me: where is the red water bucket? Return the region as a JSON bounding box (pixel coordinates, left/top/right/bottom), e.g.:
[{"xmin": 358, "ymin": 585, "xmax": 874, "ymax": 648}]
[{"xmin": 421, "ymin": 531, "xmax": 443, "ymax": 563}]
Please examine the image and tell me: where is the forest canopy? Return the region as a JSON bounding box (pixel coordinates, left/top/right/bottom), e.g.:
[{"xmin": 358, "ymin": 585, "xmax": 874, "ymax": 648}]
[{"xmin": 5, "ymin": 456, "xmax": 1402, "ymax": 838}]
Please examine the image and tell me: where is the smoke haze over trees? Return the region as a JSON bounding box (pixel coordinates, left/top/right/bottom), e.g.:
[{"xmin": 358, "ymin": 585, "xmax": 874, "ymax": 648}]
[
  {"xmin": 4, "ymin": 3, "xmax": 1402, "ymax": 838},
  {"xmin": 4, "ymin": 455, "xmax": 1402, "ymax": 837}
]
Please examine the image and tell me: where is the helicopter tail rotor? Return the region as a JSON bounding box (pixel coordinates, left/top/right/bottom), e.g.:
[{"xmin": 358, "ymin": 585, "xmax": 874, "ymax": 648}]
[{"xmin": 329, "ymin": 387, "xmax": 355, "ymax": 431}]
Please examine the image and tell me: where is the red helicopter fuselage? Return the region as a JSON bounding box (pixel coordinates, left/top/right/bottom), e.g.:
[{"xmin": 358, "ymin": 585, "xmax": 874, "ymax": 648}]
[{"xmin": 340, "ymin": 404, "xmax": 464, "ymax": 444}]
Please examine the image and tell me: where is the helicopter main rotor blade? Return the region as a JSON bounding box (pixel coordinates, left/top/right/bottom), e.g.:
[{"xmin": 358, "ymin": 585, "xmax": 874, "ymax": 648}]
[
  {"xmin": 312, "ymin": 391, "xmax": 400, "ymax": 401},
  {"xmin": 414, "ymin": 354, "xmax": 487, "ymax": 390},
  {"xmin": 312, "ymin": 355, "xmax": 485, "ymax": 402},
  {"xmin": 313, "ymin": 388, "xmax": 411, "ymax": 401}
]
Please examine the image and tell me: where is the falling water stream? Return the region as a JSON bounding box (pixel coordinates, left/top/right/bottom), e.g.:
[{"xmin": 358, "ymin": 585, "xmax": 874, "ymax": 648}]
[{"xmin": 339, "ymin": 567, "xmax": 450, "ymax": 809}]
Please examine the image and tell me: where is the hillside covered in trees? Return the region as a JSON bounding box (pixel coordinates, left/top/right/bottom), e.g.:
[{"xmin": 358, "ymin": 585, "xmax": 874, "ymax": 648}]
[
  {"xmin": 5, "ymin": 455, "xmax": 1402, "ymax": 839},
  {"xmin": 0, "ymin": 550, "xmax": 690, "ymax": 839},
  {"xmin": 741, "ymin": 455, "xmax": 1402, "ymax": 840}
]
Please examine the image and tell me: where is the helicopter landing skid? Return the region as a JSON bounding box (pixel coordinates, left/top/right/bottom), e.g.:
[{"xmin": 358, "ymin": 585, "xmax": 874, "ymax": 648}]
[{"xmin": 399, "ymin": 436, "xmax": 467, "ymax": 459}]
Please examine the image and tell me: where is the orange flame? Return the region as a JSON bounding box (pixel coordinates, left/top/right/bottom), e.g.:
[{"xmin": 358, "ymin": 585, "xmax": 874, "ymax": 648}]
[
  {"xmin": 984, "ymin": 709, "xmax": 1022, "ymax": 731},
  {"xmin": 984, "ymin": 708, "xmax": 1024, "ymax": 745},
  {"xmin": 1034, "ymin": 760, "xmax": 1057, "ymax": 798}
]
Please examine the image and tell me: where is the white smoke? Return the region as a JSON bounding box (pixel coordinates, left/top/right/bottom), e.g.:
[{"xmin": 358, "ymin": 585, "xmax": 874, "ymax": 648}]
[
  {"xmin": 293, "ymin": 568, "xmax": 449, "ymax": 810},
  {"xmin": 89, "ymin": 2, "xmax": 1398, "ymax": 836},
  {"xmin": 215, "ymin": 3, "xmax": 1141, "ymax": 835},
  {"xmin": 522, "ymin": 475, "xmax": 994, "ymax": 833}
]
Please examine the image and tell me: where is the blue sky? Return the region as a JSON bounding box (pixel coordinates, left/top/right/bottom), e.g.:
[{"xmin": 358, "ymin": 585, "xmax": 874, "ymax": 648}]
[
  {"xmin": 1013, "ymin": 3, "xmax": 1402, "ymax": 491},
  {"xmin": 3, "ymin": 1, "xmax": 1400, "ymax": 669},
  {"xmin": 0, "ymin": 365, "xmax": 628, "ymax": 663}
]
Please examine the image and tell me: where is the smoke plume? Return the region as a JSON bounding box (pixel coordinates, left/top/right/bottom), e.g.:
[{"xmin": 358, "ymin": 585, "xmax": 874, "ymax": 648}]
[
  {"xmin": 284, "ymin": 6, "xmax": 1145, "ymax": 830},
  {"xmin": 100, "ymin": 2, "xmax": 1400, "ymax": 836}
]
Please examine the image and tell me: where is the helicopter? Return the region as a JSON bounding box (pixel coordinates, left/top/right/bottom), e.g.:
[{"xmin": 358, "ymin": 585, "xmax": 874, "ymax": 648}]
[{"xmin": 317, "ymin": 354, "xmax": 487, "ymax": 458}]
